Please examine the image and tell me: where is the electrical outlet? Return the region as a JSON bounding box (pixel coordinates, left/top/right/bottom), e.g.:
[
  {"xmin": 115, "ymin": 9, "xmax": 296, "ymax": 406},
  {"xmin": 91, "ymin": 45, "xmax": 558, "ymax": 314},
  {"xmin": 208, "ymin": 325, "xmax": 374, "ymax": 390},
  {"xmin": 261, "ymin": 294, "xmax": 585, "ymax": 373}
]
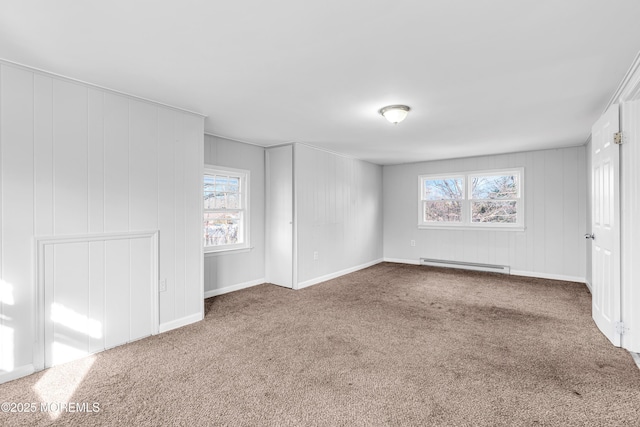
[
  {"xmin": 313, "ymin": 251, "xmax": 319, "ymax": 260},
  {"xmin": 159, "ymin": 279, "xmax": 167, "ymax": 292},
  {"xmin": 410, "ymin": 240, "xmax": 416, "ymax": 247}
]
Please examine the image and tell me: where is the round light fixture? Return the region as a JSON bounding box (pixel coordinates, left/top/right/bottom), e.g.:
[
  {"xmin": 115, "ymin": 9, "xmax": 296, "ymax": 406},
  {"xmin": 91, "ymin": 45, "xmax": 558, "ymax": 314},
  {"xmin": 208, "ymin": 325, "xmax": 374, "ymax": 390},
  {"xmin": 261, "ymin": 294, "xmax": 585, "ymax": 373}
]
[{"xmin": 379, "ymin": 105, "xmax": 411, "ymax": 124}]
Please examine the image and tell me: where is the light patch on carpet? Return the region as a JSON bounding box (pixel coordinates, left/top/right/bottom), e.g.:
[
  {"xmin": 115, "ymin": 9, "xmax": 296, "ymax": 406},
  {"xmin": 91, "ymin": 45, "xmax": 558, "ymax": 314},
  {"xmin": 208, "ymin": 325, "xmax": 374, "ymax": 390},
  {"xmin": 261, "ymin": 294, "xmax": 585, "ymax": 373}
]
[{"xmin": 33, "ymin": 355, "xmax": 95, "ymax": 420}]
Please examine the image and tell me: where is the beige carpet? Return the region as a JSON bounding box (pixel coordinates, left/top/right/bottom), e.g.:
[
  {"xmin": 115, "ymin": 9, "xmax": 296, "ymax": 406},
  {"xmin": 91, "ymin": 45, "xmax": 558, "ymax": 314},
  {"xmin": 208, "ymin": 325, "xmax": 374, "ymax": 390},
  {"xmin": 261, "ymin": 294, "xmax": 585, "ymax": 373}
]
[{"xmin": 1, "ymin": 263, "xmax": 638, "ymax": 426}]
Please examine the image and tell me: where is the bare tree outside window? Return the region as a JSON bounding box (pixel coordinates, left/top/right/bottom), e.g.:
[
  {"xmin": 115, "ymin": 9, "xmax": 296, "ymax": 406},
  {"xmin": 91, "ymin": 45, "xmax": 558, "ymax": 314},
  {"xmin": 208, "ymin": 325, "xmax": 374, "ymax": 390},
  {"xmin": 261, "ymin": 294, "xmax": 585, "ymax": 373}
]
[
  {"xmin": 470, "ymin": 175, "xmax": 518, "ymax": 223},
  {"xmin": 419, "ymin": 169, "xmax": 522, "ymax": 228},
  {"xmin": 204, "ymin": 167, "xmax": 250, "ymax": 252},
  {"xmin": 423, "ymin": 177, "xmax": 463, "ymax": 222}
]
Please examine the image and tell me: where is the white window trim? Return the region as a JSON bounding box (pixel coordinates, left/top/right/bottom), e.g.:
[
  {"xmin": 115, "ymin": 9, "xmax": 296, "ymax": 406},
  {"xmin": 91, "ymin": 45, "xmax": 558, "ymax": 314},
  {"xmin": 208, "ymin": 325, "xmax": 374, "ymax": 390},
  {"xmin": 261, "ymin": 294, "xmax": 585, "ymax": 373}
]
[
  {"xmin": 204, "ymin": 165, "xmax": 251, "ymax": 253},
  {"xmin": 418, "ymin": 167, "xmax": 525, "ymax": 231}
]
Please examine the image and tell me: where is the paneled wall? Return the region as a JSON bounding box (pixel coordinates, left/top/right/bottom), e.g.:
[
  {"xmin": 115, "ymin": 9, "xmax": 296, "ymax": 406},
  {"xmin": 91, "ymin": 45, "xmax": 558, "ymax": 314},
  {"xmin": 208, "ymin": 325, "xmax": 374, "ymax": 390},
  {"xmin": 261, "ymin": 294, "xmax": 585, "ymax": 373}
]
[
  {"xmin": 585, "ymin": 139, "xmax": 592, "ymax": 288},
  {"xmin": 295, "ymin": 145, "xmax": 383, "ymax": 287},
  {"xmin": 203, "ymin": 135, "xmax": 266, "ymax": 295},
  {"xmin": 383, "ymin": 146, "xmax": 587, "ymax": 281},
  {"xmin": 0, "ymin": 61, "xmax": 204, "ymax": 382}
]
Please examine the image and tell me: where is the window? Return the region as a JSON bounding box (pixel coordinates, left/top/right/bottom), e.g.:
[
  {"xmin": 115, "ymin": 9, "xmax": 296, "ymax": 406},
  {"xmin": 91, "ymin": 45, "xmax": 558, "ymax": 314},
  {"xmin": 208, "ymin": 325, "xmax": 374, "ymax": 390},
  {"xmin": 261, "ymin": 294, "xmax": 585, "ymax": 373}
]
[
  {"xmin": 422, "ymin": 175, "xmax": 464, "ymax": 223},
  {"xmin": 418, "ymin": 168, "xmax": 523, "ymax": 229},
  {"xmin": 204, "ymin": 166, "xmax": 250, "ymax": 252}
]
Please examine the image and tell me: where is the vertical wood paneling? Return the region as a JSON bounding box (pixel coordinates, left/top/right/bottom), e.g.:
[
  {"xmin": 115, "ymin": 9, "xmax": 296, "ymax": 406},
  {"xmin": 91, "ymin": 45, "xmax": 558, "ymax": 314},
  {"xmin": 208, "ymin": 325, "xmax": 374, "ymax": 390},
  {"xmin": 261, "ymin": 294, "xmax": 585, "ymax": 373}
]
[
  {"xmin": 183, "ymin": 113, "xmax": 203, "ymax": 316},
  {"xmin": 88, "ymin": 241, "xmax": 105, "ymax": 353},
  {"xmin": 104, "ymin": 93, "xmax": 129, "ymax": 232},
  {"xmin": 0, "ymin": 65, "xmax": 34, "ymax": 369},
  {"xmin": 544, "ymin": 150, "xmax": 564, "ymax": 274},
  {"xmin": 51, "ymin": 243, "xmax": 89, "ymax": 365},
  {"xmin": 104, "ymin": 239, "xmax": 130, "ymax": 349},
  {"xmin": 130, "ymin": 238, "xmax": 152, "ymax": 340},
  {"xmin": 525, "ymin": 151, "xmax": 536, "ymax": 272},
  {"xmin": 173, "ymin": 114, "xmax": 186, "ymax": 318},
  {"xmin": 494, "ymin": 231, "xmax": 509, "ymax": 265},
  {"xmin": 531, "ymin": 150, "xmax": 546, "ymax": 273},
  {"xmin": 0, "ymin": 60, "xmax": 203, "ymax": 378},
  {"xmin": 383, "ymin": 145, "xmax": 587, "ymax": 280},
  {"xmin": 294, "ymin": 145, "xmax": 383, "ymax": 285},
  {"xmin": 88, "ymin": 89, "xmax": 105, "ymax": 234},
  {"xmin": 158, "ymin": 108, "xmax": 176, "ymax": 323},
  {"xmin": 42, "ymin": 245, "xmax": 54, "ymax": 367},
  {"xmin": 43, "ymin": 235, "xmax": 155, "ymax": 366},
  {"xmin": 577, "ymin": 147, "xmax": 587, "ymax": 278},
  {"xmin": 53, "ymin": 80, "xmax": 88, "ymax": 235},
  {"xmin": 511, "ymin": 153, "xmax": 528, "ymax": 270},
  {"xmin": 562, "ymin": 149, "xmax": 580, "ymax": 275},
  {"xmin": 34, "ymin": 74, "xmax": 53, "ymax": 237},
  {"xmin": 463, "ymin": 231, "xmax": 477, "ymax": 262},
  {"xmin": 129, "ymin": 100, "xmax": 158, "ymax": 231}
]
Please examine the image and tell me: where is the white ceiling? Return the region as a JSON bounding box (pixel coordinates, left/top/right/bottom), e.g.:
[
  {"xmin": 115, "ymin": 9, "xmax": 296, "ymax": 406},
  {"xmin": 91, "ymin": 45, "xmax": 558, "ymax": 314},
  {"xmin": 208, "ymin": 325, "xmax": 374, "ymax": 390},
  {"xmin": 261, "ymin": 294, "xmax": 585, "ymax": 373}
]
[{"xmin": 1, "ymin": 1, "xmax": 640, "ymax": 165}]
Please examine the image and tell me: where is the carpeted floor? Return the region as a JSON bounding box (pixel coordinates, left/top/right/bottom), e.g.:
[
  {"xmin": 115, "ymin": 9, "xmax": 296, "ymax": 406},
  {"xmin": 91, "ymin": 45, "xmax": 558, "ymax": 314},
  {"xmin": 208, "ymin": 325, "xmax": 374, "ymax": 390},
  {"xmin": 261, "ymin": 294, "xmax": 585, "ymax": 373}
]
[{"xmin": 1, "ymin": 262, "xmax": 638, "ymax": 426}]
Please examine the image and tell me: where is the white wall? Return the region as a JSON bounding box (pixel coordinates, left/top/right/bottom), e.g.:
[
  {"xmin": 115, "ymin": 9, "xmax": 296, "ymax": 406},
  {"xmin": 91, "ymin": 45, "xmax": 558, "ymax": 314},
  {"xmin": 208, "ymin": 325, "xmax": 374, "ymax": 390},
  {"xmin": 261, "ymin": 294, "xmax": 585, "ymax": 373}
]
[
  {"xmin": 0, "ymin": 61, "xmax": 204, "ymax": 382},
  {"xmin": 585, "ymin": 139, "xmax": 592, "ymax": 289},
  {"xmin": 295, "ymin": 145, "xmax": 383, "ymax": 287},
  {"xmin": 203, "ymin": 135, "xmax": 266, "ymax": 296},
  {"xmin": 383, "ymin": 146, "xmax": 587, "ymax": 282}
]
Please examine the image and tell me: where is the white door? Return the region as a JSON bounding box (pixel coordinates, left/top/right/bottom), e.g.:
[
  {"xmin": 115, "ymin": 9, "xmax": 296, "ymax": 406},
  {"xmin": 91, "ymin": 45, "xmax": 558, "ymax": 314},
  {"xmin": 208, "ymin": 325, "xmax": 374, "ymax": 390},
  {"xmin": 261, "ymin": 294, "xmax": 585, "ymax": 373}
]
[
  {"xmin": 265, "ymin": 145, "xmax": 294, "ymax": 288},
  {"xmin": 591, "ymin": 104, "xmax": 621, "ymax": 346}
]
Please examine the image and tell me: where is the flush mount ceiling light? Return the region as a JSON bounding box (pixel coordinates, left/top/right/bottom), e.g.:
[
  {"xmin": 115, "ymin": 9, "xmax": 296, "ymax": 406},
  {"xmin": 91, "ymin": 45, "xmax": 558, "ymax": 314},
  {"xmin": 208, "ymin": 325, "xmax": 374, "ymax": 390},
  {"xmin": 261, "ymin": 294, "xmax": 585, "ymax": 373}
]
[{"xmin": 379, "ymin": 105, "xmax": 411, "ymax": 124}]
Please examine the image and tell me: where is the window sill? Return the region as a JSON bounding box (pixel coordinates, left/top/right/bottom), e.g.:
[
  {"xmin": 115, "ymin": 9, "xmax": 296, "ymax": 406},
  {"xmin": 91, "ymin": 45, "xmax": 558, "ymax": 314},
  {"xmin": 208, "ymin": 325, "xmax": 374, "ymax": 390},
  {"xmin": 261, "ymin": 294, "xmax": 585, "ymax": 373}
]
[
  {"xmin": 418, "ymin": 225, "xmax": 526, "ymax": 232},
  {"xmin": 204, "ymin": 246, "xmax": 254, "ymax": 257}
]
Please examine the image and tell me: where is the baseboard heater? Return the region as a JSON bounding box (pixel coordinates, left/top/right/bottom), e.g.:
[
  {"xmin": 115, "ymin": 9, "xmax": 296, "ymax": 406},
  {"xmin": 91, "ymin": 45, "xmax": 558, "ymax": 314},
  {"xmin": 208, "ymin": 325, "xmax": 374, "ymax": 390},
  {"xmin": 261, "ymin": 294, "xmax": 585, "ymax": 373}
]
[{"xmin": 419, "ymin": 258, "xmax": 510, "ymax": 274}]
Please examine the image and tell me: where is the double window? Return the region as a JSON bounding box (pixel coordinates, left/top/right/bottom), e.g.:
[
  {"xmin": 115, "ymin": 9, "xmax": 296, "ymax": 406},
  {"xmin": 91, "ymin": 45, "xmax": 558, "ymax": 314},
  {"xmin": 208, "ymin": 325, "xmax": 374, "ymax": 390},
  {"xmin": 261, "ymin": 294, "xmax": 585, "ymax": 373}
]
[
  {"xmin": 203, "ymin": 166, "xmax": 250, "ymax": 253},
  {"xmin": 418, "ymin": 168, "xmax": 524, "ymax": 229}
]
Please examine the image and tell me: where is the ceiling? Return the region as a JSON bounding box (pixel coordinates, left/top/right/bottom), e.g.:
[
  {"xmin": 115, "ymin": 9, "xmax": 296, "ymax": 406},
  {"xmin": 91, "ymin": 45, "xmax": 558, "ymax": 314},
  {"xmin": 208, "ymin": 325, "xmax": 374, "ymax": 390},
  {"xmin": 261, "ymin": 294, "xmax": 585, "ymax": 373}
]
[{"xmin": 1, "ymin": 1, "xmax": 640, "ymax": 165}]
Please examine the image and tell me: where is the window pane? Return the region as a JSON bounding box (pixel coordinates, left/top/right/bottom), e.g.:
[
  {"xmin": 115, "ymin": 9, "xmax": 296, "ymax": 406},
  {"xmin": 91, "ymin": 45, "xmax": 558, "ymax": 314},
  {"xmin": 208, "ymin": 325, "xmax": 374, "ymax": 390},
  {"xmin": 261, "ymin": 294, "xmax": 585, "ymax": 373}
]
[
  {"xmin": 227, "ymin": 177, "xmax": 239, "ymax": 193},
  {"xmin": 204, "ymin": 212, "xmax": 242, "ymax": 246},
  {"xmin": 471, "ymin": 175, "xmax": 518, "ymax": 199},
  {"xmin": 424, "ymin": 201, "xmax": 462, "ymax": 222},
  {"xmin": 204, "ymin": 191, "xmax": 216, "ymax": 209},
  {"xmin": 213, "ymin": 193, "xmax": 227, "ymax": 209},
  {"xmin": 204, "ymin": 176, "xmax": 215, "ymax": 191},
  {"xmin": 471, "ymin": 201, "xmax": 517, "ymax": 223},
  {"xmin": 423, "ymin": 178, "xmax": 463, "ymax": 201},
  {"xmin": 226, "ymin": 193, "xmax": 239, "ymax": 209}
]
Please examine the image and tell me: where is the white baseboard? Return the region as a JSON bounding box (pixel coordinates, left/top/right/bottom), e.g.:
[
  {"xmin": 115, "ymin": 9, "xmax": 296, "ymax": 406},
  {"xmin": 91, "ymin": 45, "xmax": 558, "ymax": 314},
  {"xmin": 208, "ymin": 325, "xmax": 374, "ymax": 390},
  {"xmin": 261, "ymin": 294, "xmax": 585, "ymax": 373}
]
[
  {"xmin": 296, "ymin": 259, "xmax": 383, "ymax": 290},
  {"xmin": 159, "ymin": 312, "xmax": 203, "ymax": 333},
  {"xmin": 383, "ymin": 259, "xmax": 586, "ymax": 284},
  {"xmin": 585, "ymin": 279, "xmax": 593, "ymax": 293},
  {"xmin": 383, "ymin": 257, "xmax": 420, "ymax": 265},
  {"xmin": 510, "ymin": 270, "xmax": 585, "ymax": 283},
  {"xmin": 0, "ymin": 364, "xmax": 35, "ymax": 384},
  {"xmin": 203, "ymin": 278, "xmax": 265, "ymax": 298}
]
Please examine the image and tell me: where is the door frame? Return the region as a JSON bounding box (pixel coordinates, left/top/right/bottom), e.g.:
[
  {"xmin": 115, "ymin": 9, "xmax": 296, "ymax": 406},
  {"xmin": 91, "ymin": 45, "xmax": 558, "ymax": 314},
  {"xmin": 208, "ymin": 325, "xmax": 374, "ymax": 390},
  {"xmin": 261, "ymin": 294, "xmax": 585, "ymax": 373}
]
[
  {"xmin": 596, "ymin": 52, "xmax": 640, "ymax": 352},
  {"xmin": 618, "ymin": 56, "xmax": 640, "ymax": 352}
]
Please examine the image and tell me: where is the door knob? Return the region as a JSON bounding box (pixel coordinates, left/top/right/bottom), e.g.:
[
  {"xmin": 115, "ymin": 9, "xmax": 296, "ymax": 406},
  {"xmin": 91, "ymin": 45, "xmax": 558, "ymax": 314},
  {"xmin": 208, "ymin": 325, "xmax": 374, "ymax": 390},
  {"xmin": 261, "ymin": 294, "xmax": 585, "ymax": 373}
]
[{"xmin": 584, "ymin": 233, "xmax": 595, "ymax": 240}]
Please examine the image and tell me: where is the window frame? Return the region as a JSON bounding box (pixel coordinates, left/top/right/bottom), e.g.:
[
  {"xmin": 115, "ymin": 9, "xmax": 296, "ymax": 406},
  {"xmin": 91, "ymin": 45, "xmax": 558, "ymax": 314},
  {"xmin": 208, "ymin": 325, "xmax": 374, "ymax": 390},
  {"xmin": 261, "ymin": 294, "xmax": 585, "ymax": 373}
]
[
  {"xmin": 419, "ymin": 173, "xmax": 466, "ymax": 225},
  {"xmin": 203, "ymin": 165, "xmax": 250, "ymax": 254},
  {"xmin": 418, "ymin": 167, "xmax": 524, "ymax": 230}
]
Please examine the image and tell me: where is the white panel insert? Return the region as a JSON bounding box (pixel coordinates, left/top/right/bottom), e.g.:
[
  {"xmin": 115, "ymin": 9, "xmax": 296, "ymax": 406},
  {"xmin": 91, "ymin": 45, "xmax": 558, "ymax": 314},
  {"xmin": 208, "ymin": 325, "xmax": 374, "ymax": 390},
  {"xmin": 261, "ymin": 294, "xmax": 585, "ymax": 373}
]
[{"xmin": 35, "ymin": 231, "xmax": 158, "ymax": 369}]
